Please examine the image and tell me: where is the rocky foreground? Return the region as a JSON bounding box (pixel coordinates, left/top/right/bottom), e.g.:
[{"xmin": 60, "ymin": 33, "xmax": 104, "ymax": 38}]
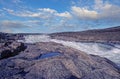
[
  {"xmin": 0, "ymin": 26, "xmax": 120, "ymax": 79},
  {"xmin": 0, "ymin": 41, "xmax": 120, "ymax": 79}
]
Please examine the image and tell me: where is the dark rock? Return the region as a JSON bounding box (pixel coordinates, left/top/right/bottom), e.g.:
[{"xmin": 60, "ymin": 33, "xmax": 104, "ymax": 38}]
[
  {"xmin": 0, "ymin": 50, "xmax": 13, "ymax": 59},
  {"xmin": 4, "ymin": 41, "xmax": 12, "ymax": 46},
  {"xmin": 0, "ymin": 42, "xmax": 27, "ymax": 59},
  {"xmin": 68, "ymin": 75, "xmax": 79, "ymax": 79}
]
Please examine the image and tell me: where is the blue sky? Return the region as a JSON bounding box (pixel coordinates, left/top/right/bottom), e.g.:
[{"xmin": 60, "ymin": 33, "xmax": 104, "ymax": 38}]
[{"xmin": 0, "ymin": 0, "xmax": 120, "ymax": 33}]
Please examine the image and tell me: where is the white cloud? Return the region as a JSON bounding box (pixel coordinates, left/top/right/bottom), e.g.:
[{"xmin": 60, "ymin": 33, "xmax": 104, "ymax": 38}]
[
  {"xmin": 3, "ymin": 7, "xmax": 72, "ymax": 19},
  {"xmin": 3, "ymin": 8, "xmax": 14, "ymax": 13},
  {"xmin": 27, "ymin": 20, "xmax": 41, "ymax": 23},
  {"xmin": 95, "ymin": 0, "xmax": 120, "ymax": 20},
  {"xmin": 56, "ymin": 11, "xmax": 72, "ymax": 18},
  {"xmin": 1, "ymin": 0, "xmax": 120, "ymax": 33},
  {"xmin": 71, "ymin": 0, "xmax": 120, "ymax": 21},
  {"xmin": 71, "ymin": 6, "xmax": 98, "ymax": 19},
  {"xmin": 38, "ymin": 8, "xmax": 57, "ymax": 13},
  {"xmin": 99, "ymin": 4, "xmax": 120, "ymax": 20}
]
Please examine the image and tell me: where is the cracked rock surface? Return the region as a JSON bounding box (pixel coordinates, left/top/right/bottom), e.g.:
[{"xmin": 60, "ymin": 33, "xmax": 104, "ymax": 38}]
[{"xmin": 0, "ymin": 42, "xmax": 120, "ymax": 79}]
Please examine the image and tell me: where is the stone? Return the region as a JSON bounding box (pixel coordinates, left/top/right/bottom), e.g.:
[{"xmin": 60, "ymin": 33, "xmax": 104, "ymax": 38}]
[
  {"xmin": 0, "ymin": 42, "xmax": 27, "ymax": 59},
  {"xmin": 0, "ymin": 42, "xmax": 119, "ymax": 79}
]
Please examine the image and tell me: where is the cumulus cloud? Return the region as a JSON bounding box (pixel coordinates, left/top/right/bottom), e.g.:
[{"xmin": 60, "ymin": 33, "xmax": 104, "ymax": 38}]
[
  {"xmin": 38, "ymin": 8, "xmax": 57, "ymax": 13},
  {"xmin": 56, "ymin": 11, "xmax": 72, "ymax": 18},
  {"xmin": 99, "ymin": 4, "xmax": 120, "ymax": 20},
  {"xmin": 2, "ymin": 0, "xmax": 120, "ymax": 21},
  {"xmin": 94, "ymin": 0, "xmax": 120, "ymax": 20},
  {"xmin": 71, "ymin": 6, "xmax": 98, "ymax": 19},
  {"xmin": 1, "ymin": 0, "xmax": 120, "ymax": 33},
  {"xmin": 70, "ymin": 0, "xmax": 120, "ymax": 22}
]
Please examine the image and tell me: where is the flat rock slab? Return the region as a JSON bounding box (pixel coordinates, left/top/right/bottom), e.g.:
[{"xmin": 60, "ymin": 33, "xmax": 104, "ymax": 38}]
[{"xmin": 0, "ymin": 42, "xmax": 120, "ymax": 79}]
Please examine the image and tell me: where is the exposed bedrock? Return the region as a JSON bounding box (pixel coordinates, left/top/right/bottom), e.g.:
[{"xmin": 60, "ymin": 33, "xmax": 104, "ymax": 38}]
[
  {"xmin": 0, "ymin": 42, "xmax": 119, "ymax": 79},
  {"xmin": 50, "ymin": 26, "xmax": 120, "ymax": 43},
  {"xmin": 0, "ymin": 41, "xmax": 27, "ymax": 59}
]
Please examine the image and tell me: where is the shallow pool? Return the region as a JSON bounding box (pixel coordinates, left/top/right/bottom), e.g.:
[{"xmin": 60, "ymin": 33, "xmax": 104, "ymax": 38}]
[{"xmin": 35, "ymin": 52, "xmax": 61, "ymax": 60}]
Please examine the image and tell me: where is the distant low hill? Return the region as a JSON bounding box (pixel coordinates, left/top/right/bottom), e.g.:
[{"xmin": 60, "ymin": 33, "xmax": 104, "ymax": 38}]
[
  {"xmin": 1, "ymin": 26, "xmax": 120, "ymax": 43},
  {"xmin": 50, "ymin": 26, "xmax": 120, "ymax": 43}
]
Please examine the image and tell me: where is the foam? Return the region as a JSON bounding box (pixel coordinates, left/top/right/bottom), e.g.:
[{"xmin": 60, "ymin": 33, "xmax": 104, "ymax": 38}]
[
  {"xmin": 23, "ymin": 35, "xmax": 51, "ymax": 43},
  {"xmin": 18, "ymin": 35, "xmax": 120, "ymax": 65},
  {"xmin": 51, "ymin": 39, "xmax": 120, "ymax": 64}
]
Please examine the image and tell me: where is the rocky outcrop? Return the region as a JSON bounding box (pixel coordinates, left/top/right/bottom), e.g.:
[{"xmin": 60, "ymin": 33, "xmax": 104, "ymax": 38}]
[
  {"xmin": 50, "ymin": 26, "xmax": 120, "ymax": 43},
  {"xmin": 0, "ymin": 41, "xmax": 27, "ymax": 59},
  {"xmin": 0, "ymin": 42, "xmax": 119, "ymax": 79},
  {"xmin": 0, "ymin": 26, "xmax": 120, "ymax": 79}
]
